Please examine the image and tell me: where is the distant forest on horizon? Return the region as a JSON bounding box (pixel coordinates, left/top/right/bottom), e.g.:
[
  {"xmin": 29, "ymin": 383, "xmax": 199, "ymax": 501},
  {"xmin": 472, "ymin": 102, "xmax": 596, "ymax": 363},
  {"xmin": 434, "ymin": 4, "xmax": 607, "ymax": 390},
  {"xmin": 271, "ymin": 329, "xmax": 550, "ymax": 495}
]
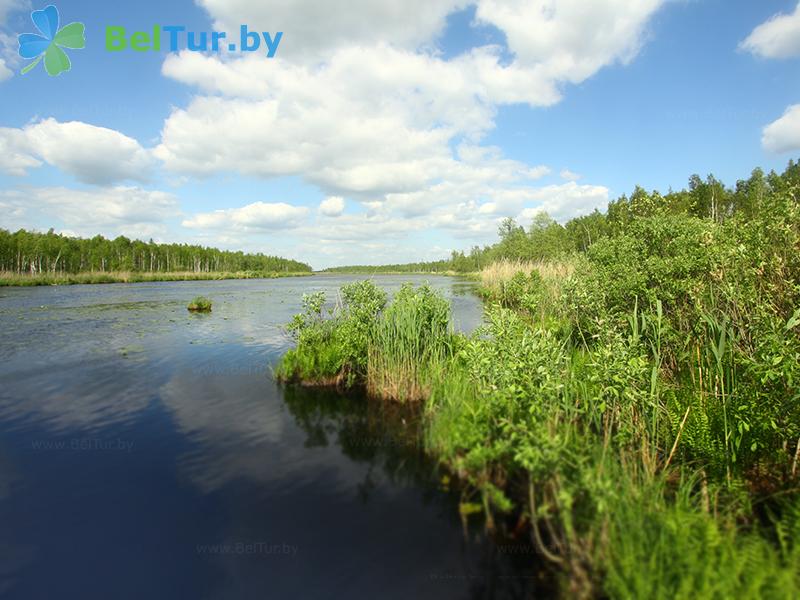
[
  {"xmin": 0, "ymin": 229, "xmax": 312, "ymax": 275},
  {"xmin": 3, "ymin": 159, "xmax": 799, "ymax": 276}
]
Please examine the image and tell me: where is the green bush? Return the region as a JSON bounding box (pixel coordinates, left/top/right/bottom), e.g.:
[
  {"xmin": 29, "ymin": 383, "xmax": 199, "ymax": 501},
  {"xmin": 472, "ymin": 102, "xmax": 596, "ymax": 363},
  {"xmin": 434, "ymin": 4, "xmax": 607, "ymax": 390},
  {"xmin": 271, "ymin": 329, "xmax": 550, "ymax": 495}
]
[{"xmin": 277, "ymin": 281, "xmax": 387, "ymax": 385}]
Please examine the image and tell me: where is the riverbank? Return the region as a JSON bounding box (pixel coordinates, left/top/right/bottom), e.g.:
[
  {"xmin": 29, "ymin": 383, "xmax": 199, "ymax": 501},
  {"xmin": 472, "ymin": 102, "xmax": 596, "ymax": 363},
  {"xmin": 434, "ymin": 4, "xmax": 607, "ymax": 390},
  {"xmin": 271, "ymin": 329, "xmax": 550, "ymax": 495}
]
[
  {"xmin": 276, "ymin": 237, "xmax": 800, "ymax": 596},
  {"xmin": 319, "ymin": 268, "xmax": 477, "ymax": 279},
  {"xmin": 0, "ymin": 270, "xmax": 313, "ymax": 287}
]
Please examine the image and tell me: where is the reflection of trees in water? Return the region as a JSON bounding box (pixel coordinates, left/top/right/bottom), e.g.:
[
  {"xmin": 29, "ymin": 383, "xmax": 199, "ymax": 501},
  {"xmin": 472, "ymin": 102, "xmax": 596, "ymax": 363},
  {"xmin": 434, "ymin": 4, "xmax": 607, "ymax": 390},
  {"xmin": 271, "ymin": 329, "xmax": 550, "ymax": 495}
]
[
  {"xmin": 281, "ymin": 384, "xmax": 440, "ymax": 502},
  {"xmin": 280, "ymin": 384, "xmax": 555, "ymax": 599},
  {"xmin": 450, "ymin": 282, "xmax": 479, "ymax": 296}
]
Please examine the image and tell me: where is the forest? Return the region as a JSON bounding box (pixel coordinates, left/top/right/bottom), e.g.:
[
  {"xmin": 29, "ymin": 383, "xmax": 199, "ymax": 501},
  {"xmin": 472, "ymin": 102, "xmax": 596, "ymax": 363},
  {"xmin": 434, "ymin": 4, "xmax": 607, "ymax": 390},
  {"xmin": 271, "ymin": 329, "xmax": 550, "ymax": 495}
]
[
  {"xmin": 332, "ymin": 161, "xmax": 800, "ymax": 275},
  {"xmin": 0, "ymin": 228, "xmax": 312, "ymax": 277}
]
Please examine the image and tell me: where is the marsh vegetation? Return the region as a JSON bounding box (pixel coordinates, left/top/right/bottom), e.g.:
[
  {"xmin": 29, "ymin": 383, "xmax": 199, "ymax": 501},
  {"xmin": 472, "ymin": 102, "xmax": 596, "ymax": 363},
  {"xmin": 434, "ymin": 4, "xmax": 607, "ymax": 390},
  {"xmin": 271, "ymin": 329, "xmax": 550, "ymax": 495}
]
[
  {"xmin": 187, "ymin": 296, "xmax": 213, "ymax": 312},
  {"xmin": 278, "ymin": 162, "xmax": 800, "ymax": 598}
]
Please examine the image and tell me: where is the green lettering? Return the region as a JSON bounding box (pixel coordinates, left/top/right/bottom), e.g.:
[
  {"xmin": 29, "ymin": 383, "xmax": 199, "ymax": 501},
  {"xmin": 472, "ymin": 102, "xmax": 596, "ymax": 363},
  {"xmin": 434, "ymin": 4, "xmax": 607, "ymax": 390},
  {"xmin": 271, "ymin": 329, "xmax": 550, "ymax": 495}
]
[
  {"xmin": 105, "ymin": 26, "xmax": 127, "ymax": 51},
  {"xmin": 131, "ymin": 31, "xmax": 151, "ymax": 52}
]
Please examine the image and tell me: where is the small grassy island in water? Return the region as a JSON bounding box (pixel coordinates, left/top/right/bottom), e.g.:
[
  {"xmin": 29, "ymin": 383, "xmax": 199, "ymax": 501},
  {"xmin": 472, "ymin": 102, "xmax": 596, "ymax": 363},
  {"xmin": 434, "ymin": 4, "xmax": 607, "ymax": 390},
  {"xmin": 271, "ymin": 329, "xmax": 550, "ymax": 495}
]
[{"xmin": 187, "ymin": 296, "xmax": 213, "ymax": 313}]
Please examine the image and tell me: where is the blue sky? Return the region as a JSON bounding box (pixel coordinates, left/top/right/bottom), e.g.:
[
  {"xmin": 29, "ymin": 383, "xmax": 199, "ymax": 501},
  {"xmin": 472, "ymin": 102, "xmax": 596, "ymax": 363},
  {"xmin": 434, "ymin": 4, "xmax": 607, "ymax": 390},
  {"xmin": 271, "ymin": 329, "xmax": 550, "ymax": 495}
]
[{"xmin": 0, "ymin": 0, "xmax": 799, "ymax": 268}]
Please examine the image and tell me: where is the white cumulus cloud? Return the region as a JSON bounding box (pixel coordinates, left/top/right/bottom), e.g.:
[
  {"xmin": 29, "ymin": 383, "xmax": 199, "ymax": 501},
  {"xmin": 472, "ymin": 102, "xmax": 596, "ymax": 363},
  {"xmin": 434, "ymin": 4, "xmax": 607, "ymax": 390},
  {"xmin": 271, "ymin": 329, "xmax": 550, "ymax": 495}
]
[
  {"xmin": 762, "ymin": 104, "xmax": 800, "ymax": 154},
  {"xmin": 319, "ymin": 196, "xmax": 345, "ymax": 217},
  {"xmin": 475, "ymin": 0, "xmax": 665, "ymax": 85},
  {"xmin": 182, "ymin": 201, "xmax": 309, "ymax": 231},
  {"xmin": 0, "ymin": 186, "xmax": 180, "ymax": 238},
  {"xmin": 196, "ymin": 0, "xmax": 465, "ymax": 59},
  {"xmin": 518, "ymin": 182, "xmax": 609, "ymax": 222},
  {"xmin": 0, "ymin": 0, "xmax": 26, "ymax": 26},
  {"xmin": 740, "ymin": 2, "xmax": 800, "ymax": 59},
  {"xmin": 0, "ymin": 127, "xmax": 40, "ymax": 175},
  {"xmin": 157, "ymin": 0, "xmax": 667, "ymax": 206},
  {"xmin": 0, "ymin": 119, "xmax": 153, "ymax": 184}
]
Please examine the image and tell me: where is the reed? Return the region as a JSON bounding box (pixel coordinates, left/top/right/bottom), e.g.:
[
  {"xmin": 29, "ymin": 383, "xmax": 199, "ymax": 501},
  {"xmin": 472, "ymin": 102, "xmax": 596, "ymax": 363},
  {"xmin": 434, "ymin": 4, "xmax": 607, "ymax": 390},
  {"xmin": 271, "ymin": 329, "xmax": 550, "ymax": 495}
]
[
  {"xmin": 366, "ymin": 284, "xmax": 452, "ymax": 402},
  {"xmin": 479, "ymin": 259, "xmax": 575, "ymax": 289}
]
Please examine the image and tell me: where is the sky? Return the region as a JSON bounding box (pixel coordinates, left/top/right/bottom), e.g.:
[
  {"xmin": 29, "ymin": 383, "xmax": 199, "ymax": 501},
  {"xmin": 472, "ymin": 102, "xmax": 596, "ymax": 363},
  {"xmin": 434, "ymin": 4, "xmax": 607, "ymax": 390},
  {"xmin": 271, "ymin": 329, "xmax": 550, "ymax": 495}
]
[{"xmin": 0, "ymin": 0, "xmax": 799, "ymax": 269}]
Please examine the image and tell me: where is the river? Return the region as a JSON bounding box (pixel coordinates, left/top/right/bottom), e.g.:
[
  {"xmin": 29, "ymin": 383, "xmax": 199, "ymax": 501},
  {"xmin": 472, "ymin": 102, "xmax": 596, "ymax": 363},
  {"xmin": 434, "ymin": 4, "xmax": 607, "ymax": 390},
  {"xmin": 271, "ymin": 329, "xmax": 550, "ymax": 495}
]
[{"xmin": 0, "ymin": 275, "xmax": 543, "ymax": 599}]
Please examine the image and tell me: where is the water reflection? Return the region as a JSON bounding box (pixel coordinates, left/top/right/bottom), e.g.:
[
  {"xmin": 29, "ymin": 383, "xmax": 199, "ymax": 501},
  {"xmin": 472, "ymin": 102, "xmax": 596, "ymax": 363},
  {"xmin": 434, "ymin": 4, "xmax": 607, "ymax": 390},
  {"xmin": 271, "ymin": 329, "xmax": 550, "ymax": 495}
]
[{"xmin": 0, "ymin": 275, "xmax": 546, "ymax": 599}]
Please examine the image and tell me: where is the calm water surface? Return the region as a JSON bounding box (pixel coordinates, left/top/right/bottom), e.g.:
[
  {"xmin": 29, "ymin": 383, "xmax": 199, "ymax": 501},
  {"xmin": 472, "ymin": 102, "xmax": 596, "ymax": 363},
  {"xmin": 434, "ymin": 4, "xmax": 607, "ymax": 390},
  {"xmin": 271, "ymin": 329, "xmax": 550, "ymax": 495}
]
[{"xmin": 0, "ymin": 275, "xmax": 542, "ymax": 599}]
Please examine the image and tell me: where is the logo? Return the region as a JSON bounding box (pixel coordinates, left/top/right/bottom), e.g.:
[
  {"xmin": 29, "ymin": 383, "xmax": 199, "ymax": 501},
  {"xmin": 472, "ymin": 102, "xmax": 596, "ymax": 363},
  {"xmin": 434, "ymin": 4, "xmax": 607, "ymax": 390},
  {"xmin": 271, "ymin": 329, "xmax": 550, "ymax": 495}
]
[
  {"xmin": 104, "ymin": 26, "xmax": 282, "ymax": 57},
  {"xmin": 18, "ymin": 5, "xmax": 85, "ymax": 77}
]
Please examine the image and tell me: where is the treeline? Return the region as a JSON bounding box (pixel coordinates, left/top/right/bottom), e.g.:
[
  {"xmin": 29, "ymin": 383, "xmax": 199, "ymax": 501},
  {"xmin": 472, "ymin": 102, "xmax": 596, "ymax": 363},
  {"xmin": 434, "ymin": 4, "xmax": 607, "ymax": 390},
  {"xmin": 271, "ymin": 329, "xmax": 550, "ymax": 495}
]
[
  {"xmin": 0, "ymin": 229, "xmax": 312, "ymax": 275},
  {"xmin": 465, "ymin": 163, "xmax": 796, "ymax": 267},
  {"xmin": 333, "ymin": 160, "xmax": 799, "ymax": 273},
  {"xmin": 460, "ymin": 161, "xmax": 800, "ymax": 272},
  {"xmin": 323, "ymin": 260, "xmax": 452, "ymax": 274}
]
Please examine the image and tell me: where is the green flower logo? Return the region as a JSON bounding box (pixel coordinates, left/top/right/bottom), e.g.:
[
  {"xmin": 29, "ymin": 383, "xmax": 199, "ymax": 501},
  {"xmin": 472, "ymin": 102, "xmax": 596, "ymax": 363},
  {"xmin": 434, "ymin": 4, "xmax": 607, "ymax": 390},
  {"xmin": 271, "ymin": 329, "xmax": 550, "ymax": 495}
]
[{"xmin": 18, "ymin": 5, "xmax": 85, "ymax": 76}]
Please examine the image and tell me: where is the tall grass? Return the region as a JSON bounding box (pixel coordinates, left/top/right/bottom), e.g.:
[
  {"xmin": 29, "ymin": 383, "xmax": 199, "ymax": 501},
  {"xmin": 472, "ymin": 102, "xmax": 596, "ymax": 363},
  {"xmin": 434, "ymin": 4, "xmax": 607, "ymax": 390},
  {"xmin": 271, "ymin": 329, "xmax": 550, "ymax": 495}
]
[
  {"xmin": 601, "ymin": 469, "xmax": 800, "ymax": 600},
  {"xmin": 479, "ymin": 259, "xmax": 575, "ymax": 290},
  {"xmin": 477, "ymin": 259, "xmax": 578, "ymax": 327},
  {"xmin": 367, "ymin": 284, "xmax": 453, "ymax": 402}
]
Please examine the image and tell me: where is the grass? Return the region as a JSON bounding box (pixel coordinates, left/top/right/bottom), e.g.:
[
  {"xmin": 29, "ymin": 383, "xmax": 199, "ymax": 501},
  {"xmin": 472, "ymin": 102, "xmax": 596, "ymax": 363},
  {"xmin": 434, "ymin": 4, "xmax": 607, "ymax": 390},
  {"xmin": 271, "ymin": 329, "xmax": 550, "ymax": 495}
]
[
  {"xmin": 187, "ymin": 296, "xmax": 213, "ymax": 312},
  {"xmin": 475, "ymin": 259, "xmax": 578, "ymax": 329},
  {"xmin": 0, "ymin": 270, "xmax": 313, "ymax": 287},
  {"xmin": 600, "ymin": 468, "xmax": 800, "ymax": 600},
  {"xmin": 277, "ymin": 268, "xmax": 800, "ymax": 597},
  {"xmin": 366, "ymin": 284, "xmax": 453, "ymax": 402},
  {"xmin": 479, "ymin": 259, "xmax": 575, "ymax": 291}
]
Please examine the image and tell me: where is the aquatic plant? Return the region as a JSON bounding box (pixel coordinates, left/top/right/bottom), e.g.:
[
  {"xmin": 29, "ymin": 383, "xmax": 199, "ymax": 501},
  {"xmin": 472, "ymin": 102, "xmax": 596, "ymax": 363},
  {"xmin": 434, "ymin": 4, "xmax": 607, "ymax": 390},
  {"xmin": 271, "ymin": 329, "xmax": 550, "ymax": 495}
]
[
  {"xmin": 187, "ymin": 296, "xmax": 212, "ymax": 312},
  {"xmin": 276, "ymin": 280, "xmax": 388, "ymax": 386},
  {"xmin": 367, "ymin": 283, "xmax": 453, "ymax": 402}
]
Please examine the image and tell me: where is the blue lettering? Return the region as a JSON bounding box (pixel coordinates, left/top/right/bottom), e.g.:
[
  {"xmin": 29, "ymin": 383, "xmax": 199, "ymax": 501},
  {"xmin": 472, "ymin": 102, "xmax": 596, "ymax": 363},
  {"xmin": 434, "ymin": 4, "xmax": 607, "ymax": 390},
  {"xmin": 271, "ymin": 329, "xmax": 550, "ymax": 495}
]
[
  {"xmin": 240, "ymin": 25, "xmax": 260, "ymax": 52},
  {"xmin": 163, "ymin": 25, "xmax": 185, "ymax": 51},
  {"xmin": 211, "ymin": 31, "xmax": 226, "ymax": 52},
  {"xmin": 187, "ymin": 31, "xmax": 207, "ymax": 51},
  {"xmin": 262, "ymin": 31, "xmax": 282, "ymax": 58}
]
